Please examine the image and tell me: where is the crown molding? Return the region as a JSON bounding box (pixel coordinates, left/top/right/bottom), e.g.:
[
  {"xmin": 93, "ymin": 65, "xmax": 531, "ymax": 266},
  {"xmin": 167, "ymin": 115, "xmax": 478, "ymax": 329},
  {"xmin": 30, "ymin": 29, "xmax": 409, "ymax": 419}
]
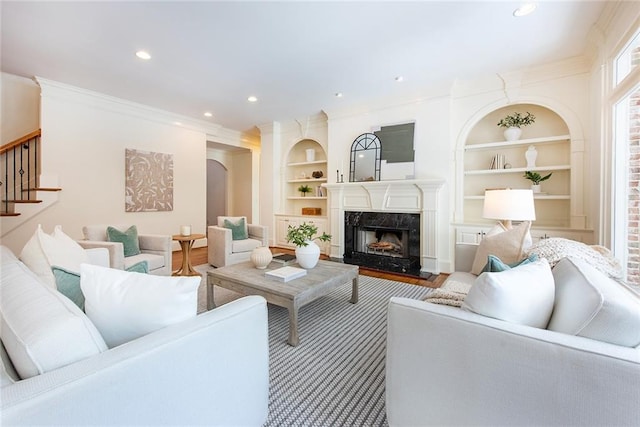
[{"xmin": 35, "ymin": 77, "xmax": 234, "ymax": 137}]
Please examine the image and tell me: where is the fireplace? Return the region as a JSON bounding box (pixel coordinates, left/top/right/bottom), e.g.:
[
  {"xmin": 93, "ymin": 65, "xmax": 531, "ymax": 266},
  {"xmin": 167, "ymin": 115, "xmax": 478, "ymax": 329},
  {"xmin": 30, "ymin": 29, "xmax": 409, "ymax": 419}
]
[{"xmin": 344, "ymin": 211, "xmax": 421, "ymax": 275}]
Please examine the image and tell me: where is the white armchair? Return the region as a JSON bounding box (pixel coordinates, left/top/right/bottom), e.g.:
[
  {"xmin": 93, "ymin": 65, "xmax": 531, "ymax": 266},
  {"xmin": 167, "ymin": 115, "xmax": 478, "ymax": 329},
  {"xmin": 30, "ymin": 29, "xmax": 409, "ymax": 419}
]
[
  {"xmin": 78, "ymin": 224, "xmax": 171, "ymax": 276},
  {"xmin": 208, "ymin": 216, "xmax": 268, "ymax": 267}
]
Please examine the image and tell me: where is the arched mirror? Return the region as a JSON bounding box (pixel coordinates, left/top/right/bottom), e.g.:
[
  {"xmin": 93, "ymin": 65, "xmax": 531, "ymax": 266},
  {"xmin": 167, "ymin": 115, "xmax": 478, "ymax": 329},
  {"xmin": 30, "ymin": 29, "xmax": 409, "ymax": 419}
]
[{"xmin": 349, "ymin": 133, "xmax": 381, "ymax": 182}]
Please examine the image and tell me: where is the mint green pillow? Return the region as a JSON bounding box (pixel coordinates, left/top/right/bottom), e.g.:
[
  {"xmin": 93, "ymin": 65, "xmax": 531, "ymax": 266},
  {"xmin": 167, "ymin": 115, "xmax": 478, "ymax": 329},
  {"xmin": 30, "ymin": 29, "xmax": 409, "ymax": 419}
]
[
  {"xmin": 223, "ymin": 218, "xmax": 248, "ymax": 240},
  {"xmin": 126, "ymin": 261, "xmax": 149, "ymax": 274},
  {"xmin": 107, "ymin": 225, "xmax": 141, "ymax": 257},
  {"xmin": 481, "ymin": 254, "xmax": 539, "ymax": 273},
  {"xmin": 52, "ymin": 266, "xmax": 84, "ymax": 311}
]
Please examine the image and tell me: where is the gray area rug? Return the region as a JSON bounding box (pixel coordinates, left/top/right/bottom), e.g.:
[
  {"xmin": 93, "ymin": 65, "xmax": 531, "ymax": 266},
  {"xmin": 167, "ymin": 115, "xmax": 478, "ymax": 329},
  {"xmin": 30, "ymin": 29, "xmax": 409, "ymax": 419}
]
[{"xmin": 193, "ymin": 264, "xmax": 432, "ymax": 427}]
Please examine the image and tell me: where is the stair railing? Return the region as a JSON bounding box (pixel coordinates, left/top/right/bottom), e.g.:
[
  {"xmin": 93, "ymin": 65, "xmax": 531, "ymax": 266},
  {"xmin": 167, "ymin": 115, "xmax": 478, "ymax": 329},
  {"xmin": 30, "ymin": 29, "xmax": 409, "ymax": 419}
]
[{"xmin": 0, "ymin": 129, "xmax": 41, "ymax": 216}]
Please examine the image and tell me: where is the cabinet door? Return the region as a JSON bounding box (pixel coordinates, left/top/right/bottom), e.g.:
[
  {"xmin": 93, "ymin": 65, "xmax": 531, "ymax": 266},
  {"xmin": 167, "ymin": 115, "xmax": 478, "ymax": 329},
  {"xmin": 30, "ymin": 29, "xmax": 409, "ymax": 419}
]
[
  {"xmin": 456, "ymin": 228, "xmax": 488, "ymax": 244},
  {"xmin": 276, "ymin": 217, "xmax": 299, "ymax": 247}
]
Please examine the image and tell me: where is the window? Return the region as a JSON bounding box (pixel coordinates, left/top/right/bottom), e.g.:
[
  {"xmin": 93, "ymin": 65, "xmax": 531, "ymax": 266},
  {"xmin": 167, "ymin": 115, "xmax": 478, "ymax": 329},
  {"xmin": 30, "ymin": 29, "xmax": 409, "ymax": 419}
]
[{"xmin": 615, "ymin": 30, "xmax": 640, "ymax": 86}]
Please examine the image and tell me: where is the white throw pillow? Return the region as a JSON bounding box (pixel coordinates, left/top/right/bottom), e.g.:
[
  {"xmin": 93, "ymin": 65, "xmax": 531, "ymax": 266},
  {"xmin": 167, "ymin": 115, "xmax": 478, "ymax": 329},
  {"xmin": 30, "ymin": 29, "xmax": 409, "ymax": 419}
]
[
  {"xmin": 1, "ymin": 252, "xmax": 107, "ymax": 379},
  {"xmin": 548, "ymin": 257, "xmax": 640, "ymax": 347},
  {"xmin": 80, "ymin": 264, "xmax": 200, "ymax": 348},
  {"xmin": 470, "ymin": 221, "xmax": 532, "ymax": 275},
  {"xmin": 462, "ymin": 258, "xmax": 555, "ymax": 329},
  {"xmin": 19, "ymin": 225, "xmax": 89, "ymax": 288}
]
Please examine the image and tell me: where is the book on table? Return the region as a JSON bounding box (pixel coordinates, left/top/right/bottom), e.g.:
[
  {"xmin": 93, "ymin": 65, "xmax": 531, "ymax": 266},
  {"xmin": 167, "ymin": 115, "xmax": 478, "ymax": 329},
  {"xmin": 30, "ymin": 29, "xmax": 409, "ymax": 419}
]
[
  {"xmin": 265, "ymin": 266, "xmax": 307, "ymax": 282},
  {"xmin": 271, "ymin": 253, "xmax": 297, "ymax": 266}
]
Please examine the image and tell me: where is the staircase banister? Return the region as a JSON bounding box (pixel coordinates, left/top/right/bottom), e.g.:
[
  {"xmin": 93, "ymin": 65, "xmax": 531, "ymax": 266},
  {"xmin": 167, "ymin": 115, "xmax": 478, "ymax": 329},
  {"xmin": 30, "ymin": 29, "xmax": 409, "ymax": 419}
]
[{"xmin": 0, "ymin": 129, "xmax": 42, "ymax": 155}]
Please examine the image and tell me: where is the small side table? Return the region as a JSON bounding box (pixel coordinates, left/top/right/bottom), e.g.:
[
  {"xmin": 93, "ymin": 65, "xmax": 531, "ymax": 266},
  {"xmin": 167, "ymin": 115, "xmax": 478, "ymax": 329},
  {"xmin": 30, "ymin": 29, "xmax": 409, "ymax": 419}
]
[{"xmin": 172, "ymin": 233, "xmax": 206, "ymax": 276}]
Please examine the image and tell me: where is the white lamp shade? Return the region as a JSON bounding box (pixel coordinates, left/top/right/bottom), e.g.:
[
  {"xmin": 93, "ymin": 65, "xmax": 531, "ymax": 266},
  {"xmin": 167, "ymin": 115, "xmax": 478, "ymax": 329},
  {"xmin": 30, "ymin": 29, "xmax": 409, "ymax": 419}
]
[{"xmin": 483, "ymin": 189, "xmax": 536, "ymax": 221}]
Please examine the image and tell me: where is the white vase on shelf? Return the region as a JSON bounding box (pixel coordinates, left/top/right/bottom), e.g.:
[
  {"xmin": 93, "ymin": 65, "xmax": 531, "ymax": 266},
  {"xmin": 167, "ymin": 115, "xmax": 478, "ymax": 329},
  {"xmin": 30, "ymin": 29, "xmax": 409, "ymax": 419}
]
[
  {"xmin": 503, "ymin": 127, "xmax": 522, "ymax": 141},
  {"xmin": 525, "ymin": 145, "xmax": 538, "ymax": 168},
  {"xmin": 305, "ymin": 149, "xmax": 315, "ymax": 162},
  {"xmin": 531, "ymin": 184, "xmax": 541, "ymax": 194}
]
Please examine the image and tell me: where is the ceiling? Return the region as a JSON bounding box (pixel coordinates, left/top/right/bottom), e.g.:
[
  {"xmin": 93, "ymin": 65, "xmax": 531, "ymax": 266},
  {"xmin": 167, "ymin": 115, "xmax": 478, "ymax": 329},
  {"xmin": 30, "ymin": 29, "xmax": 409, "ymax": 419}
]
[{"xmin": 1, "ymin": 1, "xmax": 608, "ymax": 134}]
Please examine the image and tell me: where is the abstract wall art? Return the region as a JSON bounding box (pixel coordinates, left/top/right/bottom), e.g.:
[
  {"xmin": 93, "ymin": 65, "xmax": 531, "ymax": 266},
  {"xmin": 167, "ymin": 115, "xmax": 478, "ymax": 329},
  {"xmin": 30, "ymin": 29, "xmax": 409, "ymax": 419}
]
[{"xmin": 125, "ymin": 149, "xmax": 174, "ymax": 212}]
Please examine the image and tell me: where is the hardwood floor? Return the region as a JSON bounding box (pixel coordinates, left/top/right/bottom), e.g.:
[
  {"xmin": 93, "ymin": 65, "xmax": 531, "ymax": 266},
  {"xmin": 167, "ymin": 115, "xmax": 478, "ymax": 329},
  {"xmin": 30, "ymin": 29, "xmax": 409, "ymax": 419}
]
[{"xmin": 173, "ymin": 246, "xmax": 447, "ymax": 288}]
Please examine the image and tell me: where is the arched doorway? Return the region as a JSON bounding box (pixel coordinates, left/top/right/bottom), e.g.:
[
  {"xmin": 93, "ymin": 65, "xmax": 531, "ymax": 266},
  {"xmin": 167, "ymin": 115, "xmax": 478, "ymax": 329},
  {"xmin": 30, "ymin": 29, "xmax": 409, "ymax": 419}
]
[{"xmin": 207, "ymin": 159, "xmax": 227, "ymax": 227}]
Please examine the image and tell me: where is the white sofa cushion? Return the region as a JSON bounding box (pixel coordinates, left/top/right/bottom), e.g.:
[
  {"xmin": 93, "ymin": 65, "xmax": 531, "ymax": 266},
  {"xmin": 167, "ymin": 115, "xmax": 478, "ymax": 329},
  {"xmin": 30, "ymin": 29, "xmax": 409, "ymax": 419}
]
[
  {"xmin": 470, "ymin": 221, "xmax": 532, "ymax": 275},
  {"xmin": 232, "ymin": 238, "xmax": 262, "ymax": 253},
  {"xmin": 1, "ymin": 246, "xmax": 107, "ymax": 379},
  {"xmin": 548, "ymin": 257, "xmax": 640, "ymax": 347},
  {"xmin": 80, "ymin": 264, "xmax": 200, "ymax": 348},
  {"xmin": 462, "ymin": 258, "xmax": 555, "ymax": 328},
  {"xmin": 19, "ymin": 225, "xmax": 89, "ymax": 288},
  {"xmin": 124, "ymin": 253, "xmax": 165, "ymax": 271}
]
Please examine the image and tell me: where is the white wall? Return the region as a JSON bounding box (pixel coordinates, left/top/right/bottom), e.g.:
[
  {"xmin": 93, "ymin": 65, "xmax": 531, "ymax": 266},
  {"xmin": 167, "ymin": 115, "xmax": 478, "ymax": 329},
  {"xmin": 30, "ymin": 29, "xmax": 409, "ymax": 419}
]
[
  {"xmin": 0, "ymin": 77, "xmax": 249, "ymax": 255},
  {"xmin": 1, "ymin": 73, "xmax": 40, "ymax": 143}
]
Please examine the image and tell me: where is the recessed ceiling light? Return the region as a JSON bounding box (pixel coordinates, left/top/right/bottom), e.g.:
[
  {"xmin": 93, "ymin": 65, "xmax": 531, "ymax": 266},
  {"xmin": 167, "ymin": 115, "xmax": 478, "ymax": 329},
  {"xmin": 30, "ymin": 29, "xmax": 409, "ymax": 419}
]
[
  {"xmin": 247, "ymin": 96, "xmax": 258, "ymax": 103},
  {"xmin": 395, "ymin": 76, "xmax": 404, "ymax": 82},
  {"xmin": 513, "ymin": 3, "xmax": 537, "ymax": 17},
  {"xmin": 204, "ymin": 112, "xmax": 213, "ymax": 117},
  {"xmin": 174, "ymin": 121, "xmax": 182, "ymax": 126},
  {"xmin": 135, "ymin": 50, "xmax": 151, "ymax": 60},
  {"xmin": 335, "ymin": 92, "xmax": 343, "ymax": 98}
]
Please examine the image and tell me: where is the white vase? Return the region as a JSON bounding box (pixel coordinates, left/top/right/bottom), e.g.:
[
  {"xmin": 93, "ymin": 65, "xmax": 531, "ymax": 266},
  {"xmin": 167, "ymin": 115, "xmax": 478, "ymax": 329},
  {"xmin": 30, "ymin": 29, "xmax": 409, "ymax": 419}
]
[
  {"xmin": 295, "ymin": 240, "xmax": 320, "ymax": 269},
  {"xmin": 305, "ymin": 148, "xmax": 315, "ymax": 162},
  {"xmin": 250, "ymin": 246, "xmax": 273, "ymax": 269},
  {"xmin": 525, "ymin": 145, "xmax": 537, "ymax": 168},
  {"xmin": 531, "ymin": 184, "xmax": 541, "ymax": 194},
  {"xmin": 504, "ymin": 127, "xmax": 522, "ymax": 141}
]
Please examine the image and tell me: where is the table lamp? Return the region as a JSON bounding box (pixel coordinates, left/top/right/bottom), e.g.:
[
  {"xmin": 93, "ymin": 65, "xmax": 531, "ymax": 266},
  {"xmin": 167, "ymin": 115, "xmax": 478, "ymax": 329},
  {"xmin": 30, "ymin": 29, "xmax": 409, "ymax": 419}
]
[{"xmin": 483, "ymin": 188, "xmax": 536, "ymax": 229}]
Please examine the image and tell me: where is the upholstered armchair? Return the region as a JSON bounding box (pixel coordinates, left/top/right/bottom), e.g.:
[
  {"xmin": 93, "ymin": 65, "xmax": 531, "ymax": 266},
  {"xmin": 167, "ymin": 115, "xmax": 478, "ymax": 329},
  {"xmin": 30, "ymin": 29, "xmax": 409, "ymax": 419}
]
[
  {"xmin": 78, "ymin": 224, "xmax": 172, "ymax": 276},
  {"xmin": 208, "ymin": 216, "xmax": 268, "ymax": 267}
]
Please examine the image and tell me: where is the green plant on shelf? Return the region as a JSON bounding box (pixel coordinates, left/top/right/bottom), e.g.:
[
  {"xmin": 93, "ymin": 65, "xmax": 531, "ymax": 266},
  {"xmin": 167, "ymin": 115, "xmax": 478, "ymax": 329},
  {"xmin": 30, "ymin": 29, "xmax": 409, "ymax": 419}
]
[
  {"xmin": 297, "ymin": 184, "xmax": 312, "ymax": 196},
  {"xmin": 497, "ymin": 112, "xmax": 536, "ymax": 128},
  {"xmin": 523, "ymin": 171, "xmax": 552, "ymax": 184}
]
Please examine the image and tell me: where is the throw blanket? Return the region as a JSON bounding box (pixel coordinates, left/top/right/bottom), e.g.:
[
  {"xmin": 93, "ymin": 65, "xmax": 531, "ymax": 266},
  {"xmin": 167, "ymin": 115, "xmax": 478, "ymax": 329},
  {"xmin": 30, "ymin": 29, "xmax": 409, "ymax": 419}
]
[{"xmin": 424, "ymin": 279, "xmax": 472, "ymax": 307}]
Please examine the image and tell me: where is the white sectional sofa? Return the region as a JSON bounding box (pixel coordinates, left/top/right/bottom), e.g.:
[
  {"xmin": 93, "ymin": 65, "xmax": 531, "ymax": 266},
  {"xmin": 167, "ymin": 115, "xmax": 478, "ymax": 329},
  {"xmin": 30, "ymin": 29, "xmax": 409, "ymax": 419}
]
[
  {"xmin": 0, "ymin": 245, "xmax": 269, "ymax": 426},
  {"xmin": 386, "ymin": 242, "xmax": 640, "ymax": 426}
]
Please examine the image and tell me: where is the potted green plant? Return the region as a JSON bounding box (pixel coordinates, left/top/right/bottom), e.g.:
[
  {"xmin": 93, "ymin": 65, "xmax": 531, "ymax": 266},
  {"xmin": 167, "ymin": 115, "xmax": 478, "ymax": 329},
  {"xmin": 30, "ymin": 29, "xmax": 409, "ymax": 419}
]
[
  {"xmin": 523, "ymin": 171, "xmax": 552, "ymax": 193},
  {"xmin": 497, "ymin": 112, "xmax": 536, "ymax": 141},
  {"xmin": 286, "ymin": 222, "xmax": 331, "ymax": 269},
  {"xmin": 298, "ymin": 184, "xmax": 312, "ymax": 197}
]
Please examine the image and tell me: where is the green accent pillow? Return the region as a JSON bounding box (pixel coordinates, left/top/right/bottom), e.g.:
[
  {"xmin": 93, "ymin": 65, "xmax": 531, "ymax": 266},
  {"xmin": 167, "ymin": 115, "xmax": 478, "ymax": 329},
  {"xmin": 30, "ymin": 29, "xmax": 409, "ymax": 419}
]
[
  {"xmin": 481, "ymin": 253, "xmax": 539, "ymax": 273},
  {"xmin": 223, "ymin": 218, "xmax": 248, "ymax": 240},
  {"xmin": 52, "ymin": 266, "xmax": 84, "ymax": 311},
  {"xmin": 107, "ymin": 225, "xmax": 141, "ymax": 257},
  {"xmin": 126, "ymin": 261, "xmax": 149, "ymax": 274}
]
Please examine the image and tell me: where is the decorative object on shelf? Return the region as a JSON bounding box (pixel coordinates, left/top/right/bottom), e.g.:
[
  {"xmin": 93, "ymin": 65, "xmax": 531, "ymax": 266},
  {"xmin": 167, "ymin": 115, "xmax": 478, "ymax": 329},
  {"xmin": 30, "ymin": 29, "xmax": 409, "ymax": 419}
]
[
  {"xmin": 286, "ymin": 222, "xmax": 331, "ymax": 269},
  {"xmin": 523, "ymin": 171, "xmax": 552, "ymax": 193},
  {"xmin": 180, "ymin": 225, "xmax": 191, "ymax": 236},
  {"xmin": 305, "ymin": 148, "xmax": 315, "ymax": 162},
  {"xmin": 312, "ymin": 170, "xmax": 323, "ymax": 178},
  {"xmin": 250, "ymin": 246, "xmax": 273, "ymax": 269},
  {"xmin": 497, "ymin": 112, "xmax": 536, "ymax": 141},
  {"xmin": 483, "ymin": 188, "xmax": 536, "ymax": 229},
  {"xmin": 525, "ymin": 145, "xmax": 538, "ymax": 168},
  {"xmin": 490, "ymin": 154, "xmax": 506, "ymax": 169},
  {"xmin": 298, "ymin": 184, "xmax": 312, "ymax": 197},
  {"xmin": 302, "ymin": 207, "xmax": 322, "ymax": 215}
]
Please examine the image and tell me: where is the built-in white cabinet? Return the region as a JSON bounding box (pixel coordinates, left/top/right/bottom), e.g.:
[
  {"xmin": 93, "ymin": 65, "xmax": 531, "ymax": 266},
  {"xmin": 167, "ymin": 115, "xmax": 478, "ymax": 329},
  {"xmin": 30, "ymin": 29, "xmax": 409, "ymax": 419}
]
[
  {"xmin": 275, "ymin": 214, "xmax": 328, "ymax": 254},
  {"xmin": 284, "ymin": 139, "xmax": 328, "ymax": 217},
  {"xmin": 458, "ymin": 103, "xmax": 592, "ymax": 244}
]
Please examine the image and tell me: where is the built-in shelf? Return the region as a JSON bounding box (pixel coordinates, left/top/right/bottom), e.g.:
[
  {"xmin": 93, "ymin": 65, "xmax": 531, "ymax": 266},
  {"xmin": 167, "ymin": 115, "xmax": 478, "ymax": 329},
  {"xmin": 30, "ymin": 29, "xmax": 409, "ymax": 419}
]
[
  {"xmin": 465, "ymin": 165, "xmax": 570, "ymax": 175},
  {"xmin": 287, "ymin": 160, "xmax": 327, "ymax": 167},
  {"xmin": 287, "ymin": 178, "xmax": 327, "ymax": 183},
  {"xmin": 287, "ymin": 196, "xmax": 327, "ymax": 200},
  {"xmin": 465, "ymin": 134, "xmax": 570, "ymax": 151}
]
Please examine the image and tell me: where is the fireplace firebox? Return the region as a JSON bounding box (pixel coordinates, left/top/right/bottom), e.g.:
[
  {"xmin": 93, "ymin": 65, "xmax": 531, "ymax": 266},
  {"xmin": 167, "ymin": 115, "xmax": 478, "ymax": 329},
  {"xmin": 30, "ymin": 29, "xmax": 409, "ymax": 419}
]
[{"xmin": 344, "ymin": 211, "xmax": 421, "ymax": 275}]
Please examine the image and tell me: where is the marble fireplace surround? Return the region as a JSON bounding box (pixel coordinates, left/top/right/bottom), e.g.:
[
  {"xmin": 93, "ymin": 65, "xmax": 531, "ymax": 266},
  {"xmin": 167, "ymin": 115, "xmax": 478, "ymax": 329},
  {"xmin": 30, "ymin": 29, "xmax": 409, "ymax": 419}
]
[{"xmin": 323, "ymin": 179, "xmax": 445, "ymax": 274}]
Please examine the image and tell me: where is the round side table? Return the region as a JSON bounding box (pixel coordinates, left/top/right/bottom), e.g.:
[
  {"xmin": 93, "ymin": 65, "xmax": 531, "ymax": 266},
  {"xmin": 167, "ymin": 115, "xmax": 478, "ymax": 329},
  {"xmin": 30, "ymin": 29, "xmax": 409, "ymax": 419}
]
[{"xmin": 172, "ymin": 233, "xmax": 206, "ymax": 276}]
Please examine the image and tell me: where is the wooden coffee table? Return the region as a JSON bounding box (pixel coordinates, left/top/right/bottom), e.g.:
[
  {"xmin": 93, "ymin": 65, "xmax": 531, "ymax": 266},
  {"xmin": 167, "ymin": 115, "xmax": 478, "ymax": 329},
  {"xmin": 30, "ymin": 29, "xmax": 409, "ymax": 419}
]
[{"xmin": 206, "ymin": 260, "xmax": 359, "ymax": 346}]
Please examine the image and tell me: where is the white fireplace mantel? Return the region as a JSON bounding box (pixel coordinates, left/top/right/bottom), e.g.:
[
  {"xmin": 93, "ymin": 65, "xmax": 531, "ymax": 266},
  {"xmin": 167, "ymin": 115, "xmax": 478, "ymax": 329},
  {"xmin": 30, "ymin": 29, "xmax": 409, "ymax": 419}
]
[{"xmin": 323, "ymin": 179, "xmax": 445, "ymax": 274}]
